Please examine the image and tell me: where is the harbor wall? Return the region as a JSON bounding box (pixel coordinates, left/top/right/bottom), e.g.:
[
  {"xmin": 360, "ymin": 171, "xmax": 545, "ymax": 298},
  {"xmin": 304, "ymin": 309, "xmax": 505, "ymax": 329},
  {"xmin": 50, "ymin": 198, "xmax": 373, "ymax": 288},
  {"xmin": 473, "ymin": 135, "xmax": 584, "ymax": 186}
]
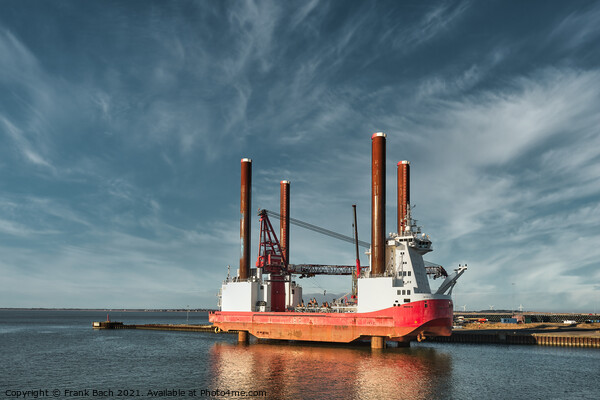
[{"xmin": 430, "ymin": 331, "xmax": 600, "ymax": 348}]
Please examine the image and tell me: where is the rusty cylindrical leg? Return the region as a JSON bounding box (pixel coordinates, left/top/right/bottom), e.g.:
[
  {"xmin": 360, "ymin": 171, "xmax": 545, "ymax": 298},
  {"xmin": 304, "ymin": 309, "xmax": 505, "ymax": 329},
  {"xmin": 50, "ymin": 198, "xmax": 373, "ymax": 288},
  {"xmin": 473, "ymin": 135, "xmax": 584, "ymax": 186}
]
[
  {"xmin": 371, "ymin": 133, "xmax": 386, "ymax": 276},
  {"xmin": 239, "ymin": 158, "xmax": 252, "ymax": 280},
  {"xmin": 238, "ymin": 331, "xmax": 249, "ymax": 343},
  {"xmin": 371, "ymin": 336, "xmax": 386, "ymax": 349}
]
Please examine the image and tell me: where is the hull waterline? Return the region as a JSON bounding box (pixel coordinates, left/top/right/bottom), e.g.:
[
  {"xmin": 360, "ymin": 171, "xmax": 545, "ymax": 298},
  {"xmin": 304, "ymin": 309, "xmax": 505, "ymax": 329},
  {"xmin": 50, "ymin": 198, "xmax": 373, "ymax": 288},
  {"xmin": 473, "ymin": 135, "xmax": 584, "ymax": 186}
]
[{"xmin": 210, "ymin": 299, "xmax": 453, "ymax": 343}]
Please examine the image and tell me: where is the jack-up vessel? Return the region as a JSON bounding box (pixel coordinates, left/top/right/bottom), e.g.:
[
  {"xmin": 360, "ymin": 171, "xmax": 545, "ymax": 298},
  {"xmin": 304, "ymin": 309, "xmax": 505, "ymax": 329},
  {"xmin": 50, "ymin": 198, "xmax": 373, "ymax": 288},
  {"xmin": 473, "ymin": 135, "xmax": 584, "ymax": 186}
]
[{"xmin": 209, "ymin": 133, "xmax": 466, "ymax": 346}]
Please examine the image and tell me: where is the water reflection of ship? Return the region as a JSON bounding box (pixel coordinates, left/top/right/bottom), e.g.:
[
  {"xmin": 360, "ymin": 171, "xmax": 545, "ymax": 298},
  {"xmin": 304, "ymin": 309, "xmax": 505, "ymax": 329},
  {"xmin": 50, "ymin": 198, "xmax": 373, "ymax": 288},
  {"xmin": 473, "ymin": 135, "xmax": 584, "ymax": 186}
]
[{"xmin": 209, "ymin": 342, "xmax": 452, "ymax": 400}]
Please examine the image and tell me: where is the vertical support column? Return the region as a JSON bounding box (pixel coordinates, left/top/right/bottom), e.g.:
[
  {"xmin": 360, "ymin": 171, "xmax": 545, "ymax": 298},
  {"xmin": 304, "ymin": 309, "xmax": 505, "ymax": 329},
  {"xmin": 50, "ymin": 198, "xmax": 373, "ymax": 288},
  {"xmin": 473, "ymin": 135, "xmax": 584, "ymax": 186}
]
[
  {"xmin": 280, "ymin": 180, "xmax": 290, "ymax": 265},
  {"xmin": 370, "ymin": 134, "xmax": 389, "ymax": 350},
  {"xmin": 238, "ymin": 331, "xmax": 249, "ymax": 343},
  {"xmin": 371, "ymin": 133, "xmax": 386, "ymax": 277},
  {"xmin": 371, "ymin": 336, "xmax": 386, "ymax": 349},
  {"xmin": 240, "ymin": 158, "xmax": 252, "ymax": 281},
  {"xmin": 397, "ymin": 161, "xmax": 410, "ymax": 233}
]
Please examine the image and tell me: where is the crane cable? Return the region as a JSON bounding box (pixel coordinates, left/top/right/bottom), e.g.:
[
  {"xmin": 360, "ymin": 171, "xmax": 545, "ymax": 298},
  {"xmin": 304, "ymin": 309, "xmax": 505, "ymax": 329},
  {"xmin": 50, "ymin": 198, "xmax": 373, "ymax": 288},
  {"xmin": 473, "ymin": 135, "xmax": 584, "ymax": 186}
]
[{"xmin": 262, "ymin": 209, "xmax": 370, "ymax": 248}]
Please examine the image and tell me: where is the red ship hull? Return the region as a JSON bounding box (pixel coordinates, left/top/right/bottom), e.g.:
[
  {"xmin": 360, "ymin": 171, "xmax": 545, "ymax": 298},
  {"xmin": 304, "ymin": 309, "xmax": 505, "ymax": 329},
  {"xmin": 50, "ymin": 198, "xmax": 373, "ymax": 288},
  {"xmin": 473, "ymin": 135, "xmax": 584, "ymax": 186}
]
[{"xmin": 209, "ymin": 299, "xmax": 453, "ymax": 343}]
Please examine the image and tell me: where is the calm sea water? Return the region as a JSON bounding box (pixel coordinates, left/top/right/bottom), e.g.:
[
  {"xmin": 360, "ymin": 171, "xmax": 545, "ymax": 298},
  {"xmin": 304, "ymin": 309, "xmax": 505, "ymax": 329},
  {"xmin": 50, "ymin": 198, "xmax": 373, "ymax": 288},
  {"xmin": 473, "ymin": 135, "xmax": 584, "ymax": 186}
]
[{"xmin": 1, "ymin": 310, "xmax": 598, "ymax": 400}]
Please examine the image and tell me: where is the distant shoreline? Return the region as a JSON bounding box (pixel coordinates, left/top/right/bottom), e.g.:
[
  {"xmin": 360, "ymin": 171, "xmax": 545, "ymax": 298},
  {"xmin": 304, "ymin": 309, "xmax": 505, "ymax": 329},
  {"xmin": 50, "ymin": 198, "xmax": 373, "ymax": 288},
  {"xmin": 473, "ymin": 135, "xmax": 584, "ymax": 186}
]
[{"xmin": 0, "ymin": 308, "xmax": 217, "ymax": 312}]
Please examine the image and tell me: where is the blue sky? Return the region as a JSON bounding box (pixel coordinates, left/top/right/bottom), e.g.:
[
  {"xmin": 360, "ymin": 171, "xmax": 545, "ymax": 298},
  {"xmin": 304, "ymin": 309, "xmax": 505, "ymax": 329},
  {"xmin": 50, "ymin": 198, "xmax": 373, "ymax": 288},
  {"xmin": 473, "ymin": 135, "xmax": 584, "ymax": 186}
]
[{"xmin": 1, "ymin": 0, "xmax": 599, "ymax": 312}]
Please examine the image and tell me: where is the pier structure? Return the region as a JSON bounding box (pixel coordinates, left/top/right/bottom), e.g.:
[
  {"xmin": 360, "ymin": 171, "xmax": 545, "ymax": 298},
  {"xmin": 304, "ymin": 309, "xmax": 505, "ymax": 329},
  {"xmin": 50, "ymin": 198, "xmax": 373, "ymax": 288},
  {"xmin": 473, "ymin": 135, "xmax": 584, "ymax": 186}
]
[
  {"xmin": 430, "ymin": 330, "xmax": 600, "ymax": 347},
  {"xmin": 92, "ymin": 321, "xmax": 600, "ymax": 348}
]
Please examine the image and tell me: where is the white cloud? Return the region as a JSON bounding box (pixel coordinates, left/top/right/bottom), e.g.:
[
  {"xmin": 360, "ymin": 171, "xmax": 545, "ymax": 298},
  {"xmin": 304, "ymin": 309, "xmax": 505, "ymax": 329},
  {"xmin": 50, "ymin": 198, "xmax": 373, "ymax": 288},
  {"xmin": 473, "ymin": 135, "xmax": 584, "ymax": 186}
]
[
  {"xmin": 550, "ymin": 2, "xmax": 600, "ymax": 50},
  {"xmin": 0, "ymin": 29, "xmax": 39, "ymax": 82},
  {"xmin": 1, "ymin": 115, "xmax": 54, "ymax": 170},
  {"xmin": 289, "ymin": 0, "xmax": 321, "ymax": 30},
  {"xmin": 392, "ymin": 0, "xmax": 471, "ymax": 51},
  {"xmin": 225, "ymin": 0, "xmax": 280, "ymax": 75},
  {"xmin": 397, "ymin": 67, "xmax": 600, "ymax": 311}
]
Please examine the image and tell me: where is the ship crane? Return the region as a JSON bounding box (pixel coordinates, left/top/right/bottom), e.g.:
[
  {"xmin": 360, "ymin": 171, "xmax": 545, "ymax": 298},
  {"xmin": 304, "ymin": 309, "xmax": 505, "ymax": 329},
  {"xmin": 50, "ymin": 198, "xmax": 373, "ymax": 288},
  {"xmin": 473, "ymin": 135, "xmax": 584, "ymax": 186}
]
[
  {"xmin": 257, "ymin": 209, "xmax": 356, "ymax": 277},
  {"xmin": 261, "ymin": 209, "xmax": 449, "ymax": 280}
]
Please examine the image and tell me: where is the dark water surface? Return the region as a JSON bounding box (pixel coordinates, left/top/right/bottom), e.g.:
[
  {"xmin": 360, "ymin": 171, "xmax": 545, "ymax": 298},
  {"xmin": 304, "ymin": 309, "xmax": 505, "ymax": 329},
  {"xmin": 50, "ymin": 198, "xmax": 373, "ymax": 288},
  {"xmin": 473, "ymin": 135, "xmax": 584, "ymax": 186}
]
[{"xmin": 1, "ymin": 310, "xmax": 598, "ymax": 399}]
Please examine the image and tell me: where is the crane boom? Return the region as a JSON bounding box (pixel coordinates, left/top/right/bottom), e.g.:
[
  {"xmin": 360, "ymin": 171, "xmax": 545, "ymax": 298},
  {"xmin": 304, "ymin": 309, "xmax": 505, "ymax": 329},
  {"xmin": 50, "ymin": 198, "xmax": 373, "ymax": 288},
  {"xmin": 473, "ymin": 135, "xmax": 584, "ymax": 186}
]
[
  {"xmin": 287, "ymin": 264, "xmax": 354, "ymax": 277},
  {"xmin": 258, "ymin": 209, "xmax": 447, "ymax": 279},
  {"xmin": 262, "ymin": 209, "xmax": 370, "ymax": 248}
]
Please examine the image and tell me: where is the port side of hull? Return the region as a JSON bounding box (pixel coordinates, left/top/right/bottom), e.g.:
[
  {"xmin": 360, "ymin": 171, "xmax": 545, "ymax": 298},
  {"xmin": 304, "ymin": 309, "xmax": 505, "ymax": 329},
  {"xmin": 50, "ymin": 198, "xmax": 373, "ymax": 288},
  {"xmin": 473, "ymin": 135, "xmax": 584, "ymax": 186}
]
[{"xmin": 209, "ymin": 299, "xmax": 453, "ymax": 343}]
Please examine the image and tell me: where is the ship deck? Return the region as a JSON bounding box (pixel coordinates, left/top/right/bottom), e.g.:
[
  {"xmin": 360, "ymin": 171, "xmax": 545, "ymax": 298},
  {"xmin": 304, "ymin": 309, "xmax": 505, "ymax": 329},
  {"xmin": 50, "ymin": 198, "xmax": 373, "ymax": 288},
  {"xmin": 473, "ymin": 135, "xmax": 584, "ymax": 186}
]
[
  {"xmin": 210, "ymin": 299, "xmax": 453, "ymax": 343},
  {"xmin": 292, "ymin": 305, "xmax": 357, "ymax": 313}
]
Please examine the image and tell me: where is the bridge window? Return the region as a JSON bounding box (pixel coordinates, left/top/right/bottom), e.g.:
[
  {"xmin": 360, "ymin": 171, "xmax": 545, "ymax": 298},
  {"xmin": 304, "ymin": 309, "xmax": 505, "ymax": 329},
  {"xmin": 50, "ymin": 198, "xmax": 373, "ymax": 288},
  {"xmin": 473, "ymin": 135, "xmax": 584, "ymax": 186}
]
[
  {"xmin": 408, "ymin": 271, "xmax": 411, "ymax": 276},
  {"xmin": 407, "ymin": 290, "xmax": 411, "ymax": 295}
]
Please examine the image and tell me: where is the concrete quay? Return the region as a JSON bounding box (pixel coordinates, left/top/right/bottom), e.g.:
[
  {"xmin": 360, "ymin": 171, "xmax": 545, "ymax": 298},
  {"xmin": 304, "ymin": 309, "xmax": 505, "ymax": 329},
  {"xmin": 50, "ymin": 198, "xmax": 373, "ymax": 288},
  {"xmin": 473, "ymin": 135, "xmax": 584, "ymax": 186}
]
[{"xmin": 430, "ymin": 323, "xmax": 600, "ymax": 348}]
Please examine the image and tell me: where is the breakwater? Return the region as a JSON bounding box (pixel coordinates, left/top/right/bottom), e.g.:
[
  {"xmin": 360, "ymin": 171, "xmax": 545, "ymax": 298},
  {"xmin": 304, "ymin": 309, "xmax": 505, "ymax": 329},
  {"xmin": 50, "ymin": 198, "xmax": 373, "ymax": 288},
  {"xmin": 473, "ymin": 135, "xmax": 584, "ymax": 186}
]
[{"xmin": 92, "ymin": 321, "xmax": 237, "ymax": 333}]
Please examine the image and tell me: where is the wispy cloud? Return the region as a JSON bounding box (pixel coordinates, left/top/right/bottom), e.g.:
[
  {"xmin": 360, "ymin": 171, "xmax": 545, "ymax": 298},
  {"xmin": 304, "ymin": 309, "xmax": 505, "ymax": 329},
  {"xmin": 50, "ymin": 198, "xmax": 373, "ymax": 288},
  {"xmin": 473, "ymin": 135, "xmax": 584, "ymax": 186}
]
[
  {"xmin": 400, "ymin": 68, "xmax": 600, "ymax": 237},
  {"xmin": 1, "ymin": 116, "xmax": 54, "ymax": 169},
  {"xmin": 0, "ymin": 29, "xmax": 38, "ymax": 83},
  {"xmin": 415, "ymin": 47, "xmax": 510, "ymax": 100},
  {"xmin": 226, "ymin": 0, "xmax": 280, "ymax": 74},
  {"xmin": 399, "ymin": 67, "xmax": 600, "ymax": 311},
  {"xmin": 289, "ymin": 0, "xmax": 321, "ymax": 30},
  {"xmin": 390, "ymin": 0, "xmax": 471, "ymax": 51},
  {"xmin": 550, "ymin": 2, "xmax": 600, "ymax": 51},
  {"xmin": 0, "ymin": 218, "xmax": 56, "ymax": 237}
]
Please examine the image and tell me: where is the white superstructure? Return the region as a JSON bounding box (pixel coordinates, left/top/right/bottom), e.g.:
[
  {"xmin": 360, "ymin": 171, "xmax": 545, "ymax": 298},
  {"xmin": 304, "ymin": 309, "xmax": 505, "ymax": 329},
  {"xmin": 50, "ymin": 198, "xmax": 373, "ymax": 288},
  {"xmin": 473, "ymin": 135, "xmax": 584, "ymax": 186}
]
[
  {"xmin": 357, "ymin": 221, "xmax": 466, "ymax": 313},
  {"xmin": 218, "ymin": 219, "xmax": 466, "ymax": 314},
  {"xmin": 218, "ymin": 268, "xmax": 302, "ymax": 312}
]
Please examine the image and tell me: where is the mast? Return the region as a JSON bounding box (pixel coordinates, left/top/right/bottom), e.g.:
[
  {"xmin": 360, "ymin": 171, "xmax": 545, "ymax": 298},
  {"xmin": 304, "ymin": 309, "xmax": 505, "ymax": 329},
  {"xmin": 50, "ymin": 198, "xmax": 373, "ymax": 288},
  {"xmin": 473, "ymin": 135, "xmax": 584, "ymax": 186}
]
[{"xmin": 352, "ymin": 204, "xmax": 360, "ymax": 297}]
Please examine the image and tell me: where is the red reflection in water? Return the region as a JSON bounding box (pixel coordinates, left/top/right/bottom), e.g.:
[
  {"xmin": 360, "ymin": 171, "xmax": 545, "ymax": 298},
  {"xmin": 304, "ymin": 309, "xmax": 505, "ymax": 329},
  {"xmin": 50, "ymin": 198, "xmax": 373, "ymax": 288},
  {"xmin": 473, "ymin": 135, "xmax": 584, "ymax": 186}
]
[{"xmin": 209, "ymin": 342, "xmax": 451, "ymax": 400}]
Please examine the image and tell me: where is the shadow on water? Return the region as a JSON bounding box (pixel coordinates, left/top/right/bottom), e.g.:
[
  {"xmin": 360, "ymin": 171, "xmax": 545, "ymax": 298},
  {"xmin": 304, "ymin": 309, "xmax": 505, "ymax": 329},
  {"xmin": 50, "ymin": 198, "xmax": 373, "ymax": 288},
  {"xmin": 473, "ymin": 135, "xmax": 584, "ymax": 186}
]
[{"xmin": 208, "ymin": 341, "xmax": 452, "ymax": 400}]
